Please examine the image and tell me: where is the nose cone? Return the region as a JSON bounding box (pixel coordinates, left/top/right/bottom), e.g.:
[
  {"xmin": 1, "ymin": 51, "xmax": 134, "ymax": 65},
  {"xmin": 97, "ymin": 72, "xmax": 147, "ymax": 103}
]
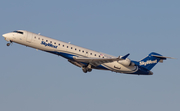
[
  {"xmin": 2, "ymin": 33, "xmax": 11, "ymax": 42},
  {"xmin": 2, "ymin": 33, "xmax": 8, "ymax": 38},
  {"xmin": 2, "ymin": 34, "xmax": 5, "ymax": 37}
]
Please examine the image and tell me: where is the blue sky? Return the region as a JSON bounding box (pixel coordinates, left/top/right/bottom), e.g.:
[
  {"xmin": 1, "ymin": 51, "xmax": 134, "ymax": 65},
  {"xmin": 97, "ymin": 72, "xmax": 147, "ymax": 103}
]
[{"xmin": 0, "ymin": 0, "xmax": 180, "ymax": 111}]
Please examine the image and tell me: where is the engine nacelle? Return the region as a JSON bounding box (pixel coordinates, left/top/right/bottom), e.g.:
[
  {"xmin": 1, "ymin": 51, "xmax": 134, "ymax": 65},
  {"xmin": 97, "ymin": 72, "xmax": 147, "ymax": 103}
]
[{"xmin": 118, "ymin": 58, "xmax": 135, "ymax": 66}]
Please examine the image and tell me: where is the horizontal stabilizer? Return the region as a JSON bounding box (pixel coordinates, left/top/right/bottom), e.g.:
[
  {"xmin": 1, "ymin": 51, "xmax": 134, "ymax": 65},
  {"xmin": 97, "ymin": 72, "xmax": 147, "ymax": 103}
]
[{"xmin": 152, "ymin": 55, "xmax": 176, "ymax": 59}]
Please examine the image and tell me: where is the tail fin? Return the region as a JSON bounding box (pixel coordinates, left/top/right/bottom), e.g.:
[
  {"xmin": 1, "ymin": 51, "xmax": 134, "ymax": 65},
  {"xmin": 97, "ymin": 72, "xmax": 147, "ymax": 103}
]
[{"xmin": 138, "ymin": 52, "xmax": 165, "ymax": 70}]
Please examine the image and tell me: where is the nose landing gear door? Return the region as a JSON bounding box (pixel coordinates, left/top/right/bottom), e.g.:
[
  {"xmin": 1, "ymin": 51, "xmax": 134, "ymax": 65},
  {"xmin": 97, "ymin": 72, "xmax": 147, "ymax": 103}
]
[{"xmin": 26, "ymin": 32, "xmax": 33, "ymax": 43}]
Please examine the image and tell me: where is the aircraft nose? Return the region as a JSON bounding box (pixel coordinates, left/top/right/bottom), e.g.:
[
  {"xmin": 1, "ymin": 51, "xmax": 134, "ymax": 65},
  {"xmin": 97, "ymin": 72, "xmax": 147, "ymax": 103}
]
[
  {"xmin": 2, "ymin": 33, "xmax": 8, "ymax": 38},
  {"xmin": 2, "ymin": 33, "xmax": 12, "ymax": 42}
]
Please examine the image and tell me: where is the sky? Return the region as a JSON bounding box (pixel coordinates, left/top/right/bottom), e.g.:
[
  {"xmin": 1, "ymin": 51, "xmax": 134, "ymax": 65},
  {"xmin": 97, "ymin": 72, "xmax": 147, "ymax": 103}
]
[{"xmin": 0, "ymin": 0, "xmax": 180, "ymax": 111}]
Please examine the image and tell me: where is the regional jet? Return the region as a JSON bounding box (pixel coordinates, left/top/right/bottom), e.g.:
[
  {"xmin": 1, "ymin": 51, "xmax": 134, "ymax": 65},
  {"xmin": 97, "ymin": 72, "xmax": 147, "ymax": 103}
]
[{"xmin": 2, "ymin": 30, "xmax": 174, "ymax": 75}]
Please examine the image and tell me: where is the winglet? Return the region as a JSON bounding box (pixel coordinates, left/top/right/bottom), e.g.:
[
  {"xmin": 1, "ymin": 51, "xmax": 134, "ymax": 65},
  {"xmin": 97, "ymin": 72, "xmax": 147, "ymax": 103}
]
[{"xmin": 120, "ymin": 53, "xmax": 130, "ymax": 59}]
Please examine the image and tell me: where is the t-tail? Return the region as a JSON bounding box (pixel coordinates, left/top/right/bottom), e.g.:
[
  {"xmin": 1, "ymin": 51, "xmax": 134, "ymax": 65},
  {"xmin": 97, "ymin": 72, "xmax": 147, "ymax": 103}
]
[{"xmin": 137, "ymin": 52, "xmax": 174, "ymax": 71}]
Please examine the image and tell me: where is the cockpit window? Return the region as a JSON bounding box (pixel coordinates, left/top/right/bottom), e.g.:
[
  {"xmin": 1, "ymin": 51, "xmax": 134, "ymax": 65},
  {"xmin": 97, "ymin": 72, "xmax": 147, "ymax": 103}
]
[{"xmin": 13, "ymin": 31, "xmax": 23, "ymax": 34}]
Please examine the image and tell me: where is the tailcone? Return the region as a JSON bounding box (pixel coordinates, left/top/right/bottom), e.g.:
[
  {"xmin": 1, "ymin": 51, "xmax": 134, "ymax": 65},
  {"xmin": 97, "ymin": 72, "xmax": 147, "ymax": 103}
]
[{"xmin": 148, "ymin": 71, "xmax": 153, "ymax": 75}]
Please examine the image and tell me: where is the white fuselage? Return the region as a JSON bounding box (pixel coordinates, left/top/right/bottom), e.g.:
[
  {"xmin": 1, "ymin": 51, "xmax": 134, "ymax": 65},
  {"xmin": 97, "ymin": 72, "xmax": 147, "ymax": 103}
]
[{"xmin": 3, "ymin": 30, "xmax": 138, "ymax": 74}]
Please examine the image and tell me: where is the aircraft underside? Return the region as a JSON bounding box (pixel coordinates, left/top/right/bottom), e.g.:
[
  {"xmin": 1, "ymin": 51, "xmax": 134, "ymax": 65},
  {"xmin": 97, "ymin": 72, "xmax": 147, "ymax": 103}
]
[{"xmin": 2, "ymin": 30, "xmax": 174, "ymax": 75}]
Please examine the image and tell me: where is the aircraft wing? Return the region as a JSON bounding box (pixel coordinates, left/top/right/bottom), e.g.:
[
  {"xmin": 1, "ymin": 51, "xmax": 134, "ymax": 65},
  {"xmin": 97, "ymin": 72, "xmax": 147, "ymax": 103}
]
[
  {"xmin": 73, "ymin": 53, "xmax": 130, "ymax": 66},
  {"xmin": 73, "ymin": 56, "xmax": 121, "ymax": 66}
]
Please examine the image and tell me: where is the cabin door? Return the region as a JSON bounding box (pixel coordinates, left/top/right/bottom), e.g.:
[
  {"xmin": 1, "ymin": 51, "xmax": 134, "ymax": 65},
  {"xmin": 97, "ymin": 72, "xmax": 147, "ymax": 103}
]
[{"xmin": 26, "ymin": 32, "xmax": 33, "ymax": 42}]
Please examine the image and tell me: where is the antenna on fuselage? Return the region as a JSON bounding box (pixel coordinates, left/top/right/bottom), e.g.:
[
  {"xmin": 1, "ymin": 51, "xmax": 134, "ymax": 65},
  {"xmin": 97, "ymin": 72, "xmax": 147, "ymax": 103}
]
[{"xmin": 38, "ymin": 33, "xmax": 41, "ymax": 35}]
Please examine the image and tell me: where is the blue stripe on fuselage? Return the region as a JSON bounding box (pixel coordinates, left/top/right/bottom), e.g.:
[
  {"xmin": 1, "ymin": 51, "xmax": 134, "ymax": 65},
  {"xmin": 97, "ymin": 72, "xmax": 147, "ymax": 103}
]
[
  {"xmin": 46, "ymin": 51, "xmax": 109, "ymax": 70},
  {"xmin": 131, "ymin": 66, "xmax": 151, "ymax": 75}
]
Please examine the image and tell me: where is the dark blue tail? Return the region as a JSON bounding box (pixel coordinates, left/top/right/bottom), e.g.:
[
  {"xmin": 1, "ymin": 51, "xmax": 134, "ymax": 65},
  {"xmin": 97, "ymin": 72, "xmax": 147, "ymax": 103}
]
[{"xmin": 138, "ymin": 52, "xmax": 162, "ymax": 70}]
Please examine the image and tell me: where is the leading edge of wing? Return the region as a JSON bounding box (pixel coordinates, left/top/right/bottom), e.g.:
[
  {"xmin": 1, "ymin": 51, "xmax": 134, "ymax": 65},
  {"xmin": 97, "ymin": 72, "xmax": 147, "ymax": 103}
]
[
  {"xmin": 73, "ymin": 53, "xmax": 130, "ymax": 66},
  {"xmin": 73, "ymin": 56, "xmax": 121, "ymax": 63}
]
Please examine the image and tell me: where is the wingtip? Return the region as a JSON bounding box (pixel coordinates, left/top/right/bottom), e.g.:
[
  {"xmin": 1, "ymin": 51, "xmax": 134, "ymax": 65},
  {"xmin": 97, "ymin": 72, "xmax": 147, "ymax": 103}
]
[{"xmin": 121, "ymin": 53, "xmax": 130, "ymax": 59}]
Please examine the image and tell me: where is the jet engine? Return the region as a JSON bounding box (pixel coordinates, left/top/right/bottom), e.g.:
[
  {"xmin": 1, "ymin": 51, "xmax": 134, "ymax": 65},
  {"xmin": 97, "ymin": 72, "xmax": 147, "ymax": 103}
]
[{"xmin": 118, "ymin": 58, "xmax": 135, "ymax": 66}]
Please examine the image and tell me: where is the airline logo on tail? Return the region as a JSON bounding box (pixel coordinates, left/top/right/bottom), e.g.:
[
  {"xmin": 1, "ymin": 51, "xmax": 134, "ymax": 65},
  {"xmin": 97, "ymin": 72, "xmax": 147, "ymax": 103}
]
[{"xmin": 139, "ymin": 60, "xmax": 157, "ymax": 66}]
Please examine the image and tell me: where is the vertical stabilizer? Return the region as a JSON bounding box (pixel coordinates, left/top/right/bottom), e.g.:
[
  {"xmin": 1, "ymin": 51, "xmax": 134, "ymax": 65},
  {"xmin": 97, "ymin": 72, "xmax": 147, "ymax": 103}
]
[{"xmin": 138, "ymin": 52, "xmax": 162, "ymax": 70}]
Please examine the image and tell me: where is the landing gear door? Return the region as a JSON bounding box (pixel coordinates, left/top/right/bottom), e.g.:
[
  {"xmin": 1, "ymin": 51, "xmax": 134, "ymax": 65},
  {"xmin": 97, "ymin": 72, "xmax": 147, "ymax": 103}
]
[{"xmin": 26, "ymin": 32, "xmax": 32, "ymax": 42}]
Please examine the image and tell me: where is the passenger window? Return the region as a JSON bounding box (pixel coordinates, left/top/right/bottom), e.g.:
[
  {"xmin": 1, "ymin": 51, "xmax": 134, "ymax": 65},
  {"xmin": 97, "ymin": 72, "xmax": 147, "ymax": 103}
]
[
  {"xmin": 54, "ymin": 42, "xmax": 56, "ymax": 44},
  {"xmin": 90, "ymin": 53, "xmax": 92, "ymax": 55},
  {"xmin": 34, "ymin": 36, "xmax": 36, "ymax": 39},
  {"xmin": 58, "ymin": 43, "xmax": 60, "ymax": 46},
  {"xmin": 42, "ymin": 39, "xmax": 44, "ymax": 41},
  {"xmin": 82, "ymin": 51, "xmax": 84, "ymax": 53},
  {"xmin": 95, "ymin": 54, "xmax": 96, "ymax": 56},
  {"xmin": 75, "ymin": 48, "xmax": 77, "ymax": 50},
  {"xmin": 79, "ymin": 50, "xmax": 81, "ymax": 52},
  {"xmin": 86, "ymin": 52, "xmax": 88, "ymax": 54},
  {"xmin": 63, "ymin": 45, "xmax": 64, "ymax": 47},
  {"xmin": 46, "ymin": 40, "xmax": 48, "ymax": 42},
  {"xmin": 50, "ymin": 41, "xmax": 52, "ymax": 43},
  {"xmin": 38, "ymin": 38, "xmax": 40, "ymax": 40},
  {"xmin": 71, "ymin": 47, "xmax": 73, "ymax": 49},
  {"xmin": 67, "ymin": 46, "xmax": 68, "ymax": 48}
]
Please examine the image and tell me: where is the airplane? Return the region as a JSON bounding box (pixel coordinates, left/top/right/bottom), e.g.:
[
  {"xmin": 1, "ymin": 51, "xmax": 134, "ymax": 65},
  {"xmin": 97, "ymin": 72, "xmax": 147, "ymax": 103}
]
[{"xmin": 2, "ymin": 30, "xmax": 174, "ymax": 75}]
